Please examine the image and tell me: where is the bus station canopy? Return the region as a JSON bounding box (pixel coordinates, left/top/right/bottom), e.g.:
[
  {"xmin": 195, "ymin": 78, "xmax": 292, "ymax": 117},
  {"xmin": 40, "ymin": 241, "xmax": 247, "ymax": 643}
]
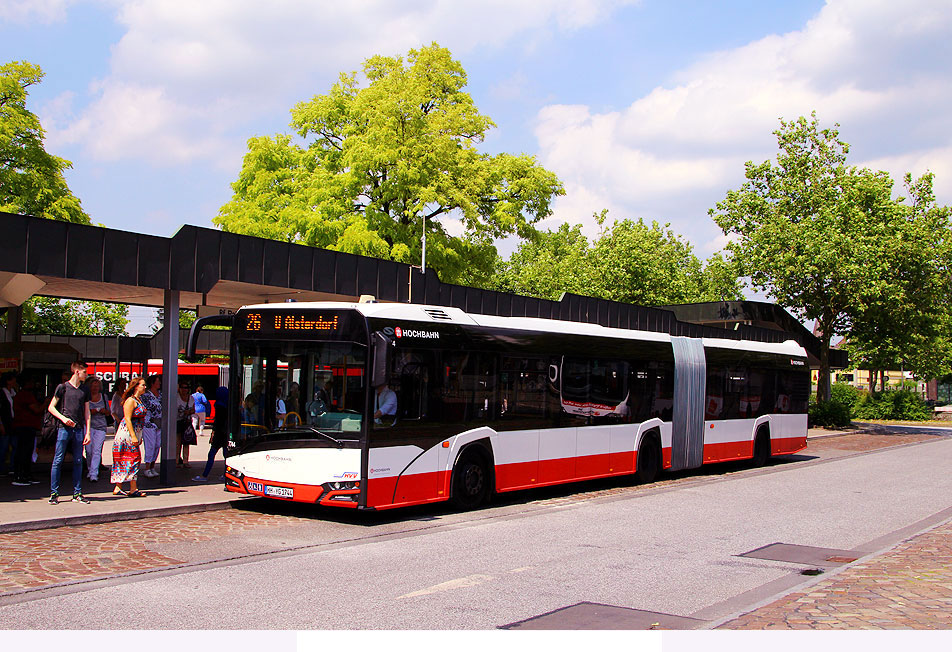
[{"xmin": 0, "ymin": 211, "xmax": 847, "ymax": 369}]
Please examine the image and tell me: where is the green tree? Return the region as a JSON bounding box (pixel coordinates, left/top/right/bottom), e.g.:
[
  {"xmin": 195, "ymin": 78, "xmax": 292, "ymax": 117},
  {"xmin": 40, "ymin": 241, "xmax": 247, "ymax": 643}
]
[
  {"xmin": 0, "ymin": 61, "xmax": 127, "ymax": 336},
  {"xmin": 0, "ymin": 61, "xmax": 89, "ymax": 223},
  {"xmin": 19, "ymin": 298, "xmax": 128, "ymax": 336},
  {"xmin": 152, "ymin": 308, "xmax": 196, "ymax": 334},
  {"xmin": 215, "ymin": 43, "xmax": 563, "ymax": 286},
  {"xmin": 711, "ymin": 113, "xmax": 952, "ymax": 402},
  {"xmin": 847, "ymin": 173, "xmax": 952, "ymax": 384},
  {"xmin": 493, "ymin": 210, "xmax": 742, "ymax": 305},
  {"xmin": 587, "ymin": 212, "xmax": 742, "ymax": 305},
  {"xmin": 492, "ymin": 222, "xmax": 591, "ymax": 299}
]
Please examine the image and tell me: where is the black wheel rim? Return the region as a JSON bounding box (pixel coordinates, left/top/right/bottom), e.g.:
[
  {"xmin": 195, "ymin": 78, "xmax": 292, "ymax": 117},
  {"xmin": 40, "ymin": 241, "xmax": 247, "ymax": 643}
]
[{"xmin": 463, "ymin": 463, "xmax": 484, "ymax": 496}]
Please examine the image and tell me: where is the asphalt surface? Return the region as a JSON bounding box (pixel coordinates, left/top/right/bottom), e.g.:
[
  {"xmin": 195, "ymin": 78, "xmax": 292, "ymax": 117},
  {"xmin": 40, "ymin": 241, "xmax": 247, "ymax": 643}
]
[{"xmin": 2, "ymin": 430, "xmax": 951, "ymax": 629}]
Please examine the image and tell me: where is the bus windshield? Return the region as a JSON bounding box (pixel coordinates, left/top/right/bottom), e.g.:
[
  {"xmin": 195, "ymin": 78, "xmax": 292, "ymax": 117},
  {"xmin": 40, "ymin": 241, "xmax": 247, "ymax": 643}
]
[{"xmin": 232, "ymin": 340, "xmax": 367, "ymax": 446}]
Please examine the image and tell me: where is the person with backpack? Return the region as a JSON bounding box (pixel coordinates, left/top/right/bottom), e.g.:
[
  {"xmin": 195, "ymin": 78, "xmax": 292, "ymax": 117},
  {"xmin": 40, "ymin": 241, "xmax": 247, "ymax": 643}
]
[{"xmin": 47, "ymin": 361, "xmax": 92, "ymax": 504}]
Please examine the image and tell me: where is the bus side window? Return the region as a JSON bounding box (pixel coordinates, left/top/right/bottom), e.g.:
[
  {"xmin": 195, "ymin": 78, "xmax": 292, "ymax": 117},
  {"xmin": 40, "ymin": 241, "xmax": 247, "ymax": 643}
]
[
  {"xmin": 589, "ymin": 358, "xmax": 628, "ymax": 423},
  {"xmin": 560, "ymin": 358, "xmax": 592, "ymax": 425},
  {"xmin": 651, "ymin": 363, "xmax": 674, "ymax": 421},
  {"xmin": 499, "ymin": 356, "xmax": 548, "ymax": 429},
  {"xmin": 389, "ymin": 348, "xmax": 433, "ymax": 422},
  {"xmin": 723, "ymin": 367, "xmax": 747, "ymax": 420},
  {"xmin": 706, "ymin": 366, "xmax": 725, "ymax": 420},
  {"xmin": 439, "ymin": 351, "xmax": 496, "ymax": 425},
  {"xmin": 628, "ymin": 367, "xmax": 651, "ymax": 422}
]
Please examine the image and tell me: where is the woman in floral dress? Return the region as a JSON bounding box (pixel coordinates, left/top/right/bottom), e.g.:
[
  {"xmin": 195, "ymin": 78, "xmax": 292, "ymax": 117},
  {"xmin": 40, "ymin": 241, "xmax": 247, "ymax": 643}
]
[{"xmin": 111, "ymin": 376, "xmax": 147, "ymax": 497}]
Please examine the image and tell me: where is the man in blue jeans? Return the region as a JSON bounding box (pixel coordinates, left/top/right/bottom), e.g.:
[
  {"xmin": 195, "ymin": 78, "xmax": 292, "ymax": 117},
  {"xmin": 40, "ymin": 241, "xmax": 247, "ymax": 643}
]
[{"xmin": 47, "ymin": 361, "xmax": 91, "ymax": 504}]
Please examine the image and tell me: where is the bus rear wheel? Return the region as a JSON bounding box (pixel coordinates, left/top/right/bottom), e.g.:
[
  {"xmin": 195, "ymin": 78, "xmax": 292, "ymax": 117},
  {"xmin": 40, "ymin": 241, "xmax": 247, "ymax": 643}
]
[
  {"xmin": 752, "ymin": 429, "xmax": 770, "ymax": 467},
  {"xmin": 451, "ymin": 451, "xmax": 490, "ymax": 510},
  {"xmin": 635, "ymin": 436, "xmax": 660, "ymax": 484}
]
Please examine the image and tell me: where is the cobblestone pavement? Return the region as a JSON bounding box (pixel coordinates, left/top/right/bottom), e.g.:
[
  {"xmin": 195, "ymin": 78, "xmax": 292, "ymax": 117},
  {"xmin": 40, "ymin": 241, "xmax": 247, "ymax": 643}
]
[
  {"xmin": 805, "ymin": 431, "xmax": 942, "ymax": 453},
  {"xmin": 0, "ymin": 509, "xmax": 307, "ymax": 595},
  {"xmin": 719, "ymin": 519, "xmax": 952, "ymax": 629}
]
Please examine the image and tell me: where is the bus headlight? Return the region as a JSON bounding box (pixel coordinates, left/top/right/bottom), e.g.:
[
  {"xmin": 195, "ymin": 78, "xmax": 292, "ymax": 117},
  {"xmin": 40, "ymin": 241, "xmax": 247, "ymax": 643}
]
[
  {"xmin": 224, "ymin": 466, "xmax": 244, "ymax": 488},
  {"xmin": 324, "ymin": 481, "xmax": 359, "ymax": 491}
]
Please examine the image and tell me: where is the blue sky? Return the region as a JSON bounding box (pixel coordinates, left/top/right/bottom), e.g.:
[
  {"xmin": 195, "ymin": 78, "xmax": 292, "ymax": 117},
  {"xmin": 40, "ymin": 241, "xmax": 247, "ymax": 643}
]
[{"xmin": 2, "ymin": 0, "xmax": 951, "ymax": 333}]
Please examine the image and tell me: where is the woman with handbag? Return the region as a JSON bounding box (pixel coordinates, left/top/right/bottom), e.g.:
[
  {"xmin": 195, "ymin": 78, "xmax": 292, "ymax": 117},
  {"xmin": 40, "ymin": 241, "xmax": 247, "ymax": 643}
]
[
  {"xmin": 176, "ymin": 380, "xmax": 196, "ymax": 468},
  {"xmin": 111, "ymin": 376, "xmax": 146, "ymax": 497},
  {"xmin": 84, "ymin": 377, "xmax": 110, "ymax": 483}
]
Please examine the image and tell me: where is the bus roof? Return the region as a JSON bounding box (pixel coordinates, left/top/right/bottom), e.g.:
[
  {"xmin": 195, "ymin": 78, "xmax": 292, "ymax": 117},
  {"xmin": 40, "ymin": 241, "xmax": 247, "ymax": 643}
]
[{"xmin": 236, "ymin": 302, "xmax": 808, "ymax": 358}]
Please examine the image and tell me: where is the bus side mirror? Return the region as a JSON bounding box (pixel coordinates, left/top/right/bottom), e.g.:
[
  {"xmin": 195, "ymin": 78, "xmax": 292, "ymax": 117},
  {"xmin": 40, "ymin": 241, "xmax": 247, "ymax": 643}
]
[
  {"xmin": 371, "ymin": 331, "xmax": 391, "ymax": 387},
  {"xmin": 186, "ymin": 314, "xmax": 234, "ymax": 361}
]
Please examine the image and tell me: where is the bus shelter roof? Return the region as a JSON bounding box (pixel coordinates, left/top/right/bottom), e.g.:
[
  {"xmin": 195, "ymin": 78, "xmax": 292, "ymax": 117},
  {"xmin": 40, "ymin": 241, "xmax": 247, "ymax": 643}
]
[{"xmin": 0, "ymin": 211, "xmax": 846, "ymax": 368}]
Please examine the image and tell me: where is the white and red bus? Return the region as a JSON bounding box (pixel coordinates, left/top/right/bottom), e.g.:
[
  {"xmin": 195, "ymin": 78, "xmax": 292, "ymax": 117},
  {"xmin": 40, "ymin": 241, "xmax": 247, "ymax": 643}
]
[
  {"xmin": 86, "ymin": 361, "xmax": 226, "ymax": 425},
  {"xmin": 197, "ymin": 303, "xmax": 809, "ymax": 510}
]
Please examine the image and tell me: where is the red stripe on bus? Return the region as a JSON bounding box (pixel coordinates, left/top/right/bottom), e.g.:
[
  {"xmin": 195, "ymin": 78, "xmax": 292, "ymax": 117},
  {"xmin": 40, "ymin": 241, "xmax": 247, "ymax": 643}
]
[{"xmin": 230, "ymin": 434, "xmax": 809, "ymax": 510}]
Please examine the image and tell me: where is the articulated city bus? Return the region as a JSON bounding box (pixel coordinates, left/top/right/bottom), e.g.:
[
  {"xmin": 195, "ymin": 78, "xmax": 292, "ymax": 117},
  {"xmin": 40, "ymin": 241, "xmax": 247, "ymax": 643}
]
[{"xmin": 199, "ymin": 302, "xmax": 809, "ymax": 510}]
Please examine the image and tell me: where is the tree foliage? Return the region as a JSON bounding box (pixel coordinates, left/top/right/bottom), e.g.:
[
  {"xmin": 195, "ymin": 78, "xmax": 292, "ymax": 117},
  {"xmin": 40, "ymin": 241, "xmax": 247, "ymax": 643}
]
[
  {"xmin": 216, "ymin": 43, "xmax": 563, "ymax": 286},
  {"xmin": 493, "ymin": 210, "xmax": 742, "ymax": 305},
  {"xmin": 0, "ymin": 61, "xmax": 127, "ymax": 337},
  {"xmin": 19, "ymin": 297, "xmax": 128, "ymax": 336},
  {"xmin": 152, "ymin": 308, "xmax": 197, "ymax": 334},
  {"xmin": 846, "ymin": 173, "xmax": 952, "ymax": 382},
  {"xmin": 711, "ymin": 112, "xmax": 952, "ymax": 401},
  {"xmin": 0, "ymin": 61, "xmax": 89, "ymax": 223}
]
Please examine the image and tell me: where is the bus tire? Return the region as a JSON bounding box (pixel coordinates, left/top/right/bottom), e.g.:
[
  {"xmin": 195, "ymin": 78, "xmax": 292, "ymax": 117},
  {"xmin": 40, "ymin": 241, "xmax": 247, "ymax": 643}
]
[
  {"xmin": 752, "ymin": 427, "xmax": 770, "ymax": 467},
  {"xmin": 451, "ymin": 449, "xmax": 490, "ymax": 510},
  {"xmin": 635, "ymin": 434, "xmax": 661, "ymax": 484}
]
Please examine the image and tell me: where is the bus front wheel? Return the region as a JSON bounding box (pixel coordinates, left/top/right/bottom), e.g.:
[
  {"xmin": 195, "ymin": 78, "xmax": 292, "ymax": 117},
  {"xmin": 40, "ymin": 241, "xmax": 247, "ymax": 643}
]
[{"xmin": 451, "ymin": 451, "xmax": 490, "ymax": 510}]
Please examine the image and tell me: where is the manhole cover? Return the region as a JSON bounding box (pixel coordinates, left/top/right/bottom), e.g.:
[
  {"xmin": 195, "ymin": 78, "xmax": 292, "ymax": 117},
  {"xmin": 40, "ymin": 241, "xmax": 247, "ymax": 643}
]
[
  {"xmin": 739, "ymin": 543, "xmax": 860, "ymax": 567},
  {"xmin": 501, "ymin": 602, "xmax": 704, "ymax": 630}
]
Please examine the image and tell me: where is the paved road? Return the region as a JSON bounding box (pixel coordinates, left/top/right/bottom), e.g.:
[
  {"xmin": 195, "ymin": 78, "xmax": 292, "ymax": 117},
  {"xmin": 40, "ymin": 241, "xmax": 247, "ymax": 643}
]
[{"xmin": 2, "ymin": 430, "xmax": 952, "ymax": 629}]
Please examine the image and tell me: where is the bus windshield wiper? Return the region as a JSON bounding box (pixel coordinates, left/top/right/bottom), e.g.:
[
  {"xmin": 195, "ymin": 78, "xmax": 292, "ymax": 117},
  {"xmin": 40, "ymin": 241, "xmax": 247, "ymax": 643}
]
[{"xmin": 277, "ymin": 424, "xmax": 344, "ymax": 447}]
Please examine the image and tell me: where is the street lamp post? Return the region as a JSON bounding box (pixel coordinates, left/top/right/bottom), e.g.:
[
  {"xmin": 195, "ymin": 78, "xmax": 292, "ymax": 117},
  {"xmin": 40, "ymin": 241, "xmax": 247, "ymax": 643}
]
[{"xmin": 421, "ymin": 214, "xmax": 427, "ymax": 273}]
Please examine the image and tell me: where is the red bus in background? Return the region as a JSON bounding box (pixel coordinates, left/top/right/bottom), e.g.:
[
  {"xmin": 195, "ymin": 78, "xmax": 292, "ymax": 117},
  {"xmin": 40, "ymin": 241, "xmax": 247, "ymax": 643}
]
[{"xmin": 86, "ymin": 361, "xmax": 227, "ymax": 425}]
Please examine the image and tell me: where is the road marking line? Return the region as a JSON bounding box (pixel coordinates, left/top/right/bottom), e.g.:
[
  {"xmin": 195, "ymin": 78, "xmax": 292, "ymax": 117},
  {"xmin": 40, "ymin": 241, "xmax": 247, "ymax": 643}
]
[{"xmin": 398, "ymin": 573, "xmax": 496, "ymax": 599}]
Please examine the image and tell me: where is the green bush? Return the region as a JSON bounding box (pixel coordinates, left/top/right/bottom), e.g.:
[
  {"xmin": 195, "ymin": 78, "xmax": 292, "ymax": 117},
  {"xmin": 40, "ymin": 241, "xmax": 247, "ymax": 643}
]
[
  {"xmin": 831, "ymin": 382, "xmax": 861, "ymax": 413},
  {"xmin": 853, "ymin": 389, "xmax": 931, "ymax": 421},
  {"xmin": 808, "ymin": 383, "xmax": 858, "ymax": 428}
]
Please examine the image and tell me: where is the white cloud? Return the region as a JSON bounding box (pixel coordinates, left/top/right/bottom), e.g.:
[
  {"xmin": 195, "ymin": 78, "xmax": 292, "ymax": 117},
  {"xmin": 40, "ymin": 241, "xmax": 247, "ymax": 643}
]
[
  {"xmin": 45, "ymin": 0, "xmax": 638, "ymax": 168},
  {"xmin": 534, "ymin": 0, "xmax": 952, "ymax": 253}
]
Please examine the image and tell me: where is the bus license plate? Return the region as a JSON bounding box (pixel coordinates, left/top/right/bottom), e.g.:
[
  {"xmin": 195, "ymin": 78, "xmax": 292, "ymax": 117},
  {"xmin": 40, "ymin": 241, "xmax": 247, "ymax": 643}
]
[{"xmin": 265, "ymin": 485, "xmax": 293, "ymax": 499}]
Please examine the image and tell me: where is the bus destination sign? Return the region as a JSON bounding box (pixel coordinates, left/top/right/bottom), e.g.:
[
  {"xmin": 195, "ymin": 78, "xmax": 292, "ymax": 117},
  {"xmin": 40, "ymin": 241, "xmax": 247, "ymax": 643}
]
[{"xmin": 244, "ymin": 313, "xmax": 340, "ymax": 333}]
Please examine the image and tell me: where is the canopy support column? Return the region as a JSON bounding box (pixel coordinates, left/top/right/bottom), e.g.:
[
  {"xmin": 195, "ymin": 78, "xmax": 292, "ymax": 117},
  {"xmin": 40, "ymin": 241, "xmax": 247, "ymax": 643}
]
[{"xmin": 159, "ymin": 289, "xmax": 180, "ymax": 485}]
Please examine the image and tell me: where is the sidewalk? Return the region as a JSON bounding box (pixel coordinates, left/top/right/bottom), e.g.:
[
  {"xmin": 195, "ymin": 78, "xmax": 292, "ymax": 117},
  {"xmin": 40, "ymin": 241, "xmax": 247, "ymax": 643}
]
[
  {"xmin": 719, "ymin": 515, "xmax": 952, "ymax": 629},
  {"xmin": 0, "ymin": 430, "xmax": 248, "ymax": 533}
]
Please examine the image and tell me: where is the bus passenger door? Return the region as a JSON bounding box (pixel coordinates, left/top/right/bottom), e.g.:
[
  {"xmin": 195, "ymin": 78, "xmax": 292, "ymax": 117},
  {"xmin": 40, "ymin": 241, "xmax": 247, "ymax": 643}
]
[{"xmin": 495, "ymin": 356, "xmax": 540, "ymax": 490}]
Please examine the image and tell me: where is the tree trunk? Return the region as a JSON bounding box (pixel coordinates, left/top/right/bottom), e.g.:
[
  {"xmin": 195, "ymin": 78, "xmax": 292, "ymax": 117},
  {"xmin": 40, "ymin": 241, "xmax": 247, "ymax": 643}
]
[
  {"xmin": 817, "ymin": 336, "xmax": 832, "ymax": 403},
  {"xmin": 880, "ymin": 370, "xmax": 886, "ymax": 391},
  {"xmin": 869, "ymin": 369, "xmax": 877, "ymax": 393}
]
